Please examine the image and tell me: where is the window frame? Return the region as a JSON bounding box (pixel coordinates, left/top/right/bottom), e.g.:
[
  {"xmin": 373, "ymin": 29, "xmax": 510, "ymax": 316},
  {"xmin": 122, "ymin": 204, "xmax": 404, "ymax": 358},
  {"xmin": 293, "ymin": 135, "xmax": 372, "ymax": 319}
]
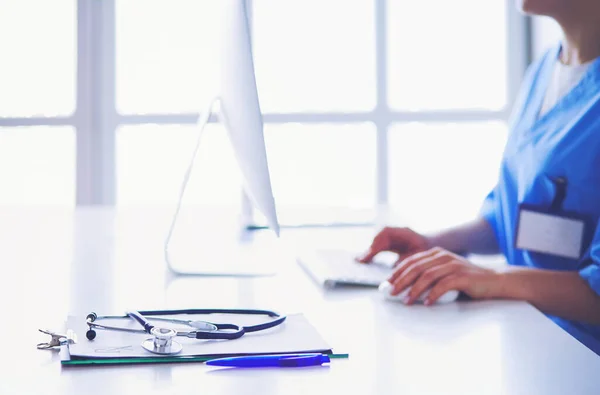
[{"xmin": 0, "ymin": 0, "xmax": 531, "ymax": 211}]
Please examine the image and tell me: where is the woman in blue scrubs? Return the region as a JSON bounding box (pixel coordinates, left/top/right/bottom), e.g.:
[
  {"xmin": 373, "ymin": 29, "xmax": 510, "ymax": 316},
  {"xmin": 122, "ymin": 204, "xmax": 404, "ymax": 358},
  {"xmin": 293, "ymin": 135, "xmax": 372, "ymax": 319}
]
[{"xmin": 359, "ymin": 0, "xmax": 600, "ymax": 354}]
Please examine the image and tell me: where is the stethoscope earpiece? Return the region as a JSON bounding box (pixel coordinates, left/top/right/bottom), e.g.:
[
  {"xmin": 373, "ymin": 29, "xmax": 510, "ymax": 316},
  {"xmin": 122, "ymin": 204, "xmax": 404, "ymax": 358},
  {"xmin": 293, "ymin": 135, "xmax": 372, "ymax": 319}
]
[
  {"xmin": 85, "ymin": 312, "xmax": 98, "ymax": 340},
  {"xmin": 86, "ymin": 312, "xmax": 98, "ymax": 322}
]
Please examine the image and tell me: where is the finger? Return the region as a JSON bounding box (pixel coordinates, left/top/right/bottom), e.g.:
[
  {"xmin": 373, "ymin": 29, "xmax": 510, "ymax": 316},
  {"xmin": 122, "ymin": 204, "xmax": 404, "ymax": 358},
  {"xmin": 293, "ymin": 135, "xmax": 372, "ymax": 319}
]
[
  {"xmin": 407, "ymin": 261, "xmax": 462, "ymax": 303},
  {"xmin": 393, "ymin": 254, "xmax": 453, "ymax": 300},
  {"xmin": 390, "ymin": 253, "xmax": 453, "ymax": 297},
  {"xmin": 357, "ymin": 229, "xmax": 391, "ymax": 263},
  {"xmin": 424, "ymin": 274, "xmax": 467, "ymax": 305},
  {"xmin": 392, "ymin": 250, "xmax": 421, "ymax": 267},
  {"xmin": 388, "ymin": 247, "xmax": 443, "ymax": 284},
  {"xmin": 356, "ymin": 247, "xmax": 379, "ymax": 263}
]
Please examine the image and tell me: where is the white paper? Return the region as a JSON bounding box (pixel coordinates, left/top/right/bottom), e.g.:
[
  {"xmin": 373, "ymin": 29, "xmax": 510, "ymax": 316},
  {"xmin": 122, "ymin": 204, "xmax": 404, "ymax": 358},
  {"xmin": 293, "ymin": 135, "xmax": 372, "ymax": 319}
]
[
  {"xmin": 516, "ymin": 209, "xmax": 584, "ymax": 259},
  {"xmin": 219, "ymin": 0, "xmax": 280, "ymax": 236},
  {"xmin": 66, "ymin": 313, "xmax": 331, "ymax": 359}
]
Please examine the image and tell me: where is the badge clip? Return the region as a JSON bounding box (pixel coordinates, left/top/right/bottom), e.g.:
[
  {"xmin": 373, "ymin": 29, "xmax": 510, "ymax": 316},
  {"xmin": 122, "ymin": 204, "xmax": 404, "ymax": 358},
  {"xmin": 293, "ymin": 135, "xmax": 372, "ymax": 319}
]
[{"xmin": 549, "ymin": 176, "xmax": 567, "ymax": 212}]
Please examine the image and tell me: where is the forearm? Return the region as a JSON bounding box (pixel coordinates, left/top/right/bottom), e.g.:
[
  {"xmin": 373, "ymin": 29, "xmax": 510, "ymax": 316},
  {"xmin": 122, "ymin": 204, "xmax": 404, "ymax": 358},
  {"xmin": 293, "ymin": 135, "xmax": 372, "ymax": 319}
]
[
  {"xmin": 498, "ymin": 267, "xmax": 600, "ymax": 325},
  {"xmin": 427, "ymin": 217, "xmax": 500, "ymax": 255}
]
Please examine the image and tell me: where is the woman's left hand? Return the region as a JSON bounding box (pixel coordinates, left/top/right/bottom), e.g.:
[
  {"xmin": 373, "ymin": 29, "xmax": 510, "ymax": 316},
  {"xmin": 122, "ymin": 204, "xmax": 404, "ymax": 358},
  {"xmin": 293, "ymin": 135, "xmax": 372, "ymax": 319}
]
[{"xmin": 387, "ymin": 247, "xmax": 504, "ymax": 305}]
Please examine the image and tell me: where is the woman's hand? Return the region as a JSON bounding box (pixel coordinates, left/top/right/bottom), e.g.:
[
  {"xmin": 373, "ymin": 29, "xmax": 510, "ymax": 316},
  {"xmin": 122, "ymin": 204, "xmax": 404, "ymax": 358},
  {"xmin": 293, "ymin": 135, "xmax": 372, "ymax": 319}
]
[
  {"xmin": 388, "ymin": 247, "xmax": 504, "ymax": 305},
  {"xmin": 357, "ymin": 227, "xmax": 431, "ymax": 265}
]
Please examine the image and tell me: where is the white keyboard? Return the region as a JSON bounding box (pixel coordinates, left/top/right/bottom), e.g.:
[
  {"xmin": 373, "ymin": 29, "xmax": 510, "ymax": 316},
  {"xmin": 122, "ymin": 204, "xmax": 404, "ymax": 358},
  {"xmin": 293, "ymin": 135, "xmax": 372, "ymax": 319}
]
[{"xmin": 296, "ymin": 249, "xmax": 395, "ymax": 288}]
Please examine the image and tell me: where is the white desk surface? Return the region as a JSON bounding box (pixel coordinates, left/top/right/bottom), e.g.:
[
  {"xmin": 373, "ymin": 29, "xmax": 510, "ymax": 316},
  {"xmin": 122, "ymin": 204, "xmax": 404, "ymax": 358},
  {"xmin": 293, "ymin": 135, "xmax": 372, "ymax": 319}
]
[{"xmin": 2, "ymin": 207, "xmax": 599, "ymax": 395}]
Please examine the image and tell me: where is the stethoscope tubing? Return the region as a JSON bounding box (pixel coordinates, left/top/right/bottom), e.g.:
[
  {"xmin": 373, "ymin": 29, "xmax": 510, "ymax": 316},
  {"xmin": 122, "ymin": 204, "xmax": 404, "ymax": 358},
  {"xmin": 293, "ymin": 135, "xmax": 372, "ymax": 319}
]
[{"xmin": 86, "ymin": 309, "xmax": 286, "ymax": 340}]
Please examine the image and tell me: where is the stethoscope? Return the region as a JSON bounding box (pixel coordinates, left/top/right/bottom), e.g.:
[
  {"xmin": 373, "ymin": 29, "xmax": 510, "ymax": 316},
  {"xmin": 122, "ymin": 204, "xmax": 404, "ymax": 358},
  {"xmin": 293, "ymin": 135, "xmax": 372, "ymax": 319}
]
[{"xmin": 86, "ymin": 309, "xmax": 286, "ymax": 355}]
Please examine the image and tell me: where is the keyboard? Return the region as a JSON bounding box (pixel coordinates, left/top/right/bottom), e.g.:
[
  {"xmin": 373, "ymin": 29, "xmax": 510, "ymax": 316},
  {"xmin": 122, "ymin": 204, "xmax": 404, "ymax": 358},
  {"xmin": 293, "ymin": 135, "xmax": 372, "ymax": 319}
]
[{"xmin": 296, "ymin": 249, "xmax": 396, "ymax": 288}]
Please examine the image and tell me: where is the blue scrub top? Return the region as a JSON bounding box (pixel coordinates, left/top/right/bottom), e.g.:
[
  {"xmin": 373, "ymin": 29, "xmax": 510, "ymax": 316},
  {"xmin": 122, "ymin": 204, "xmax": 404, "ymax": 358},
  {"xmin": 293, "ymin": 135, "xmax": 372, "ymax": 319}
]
[{"xmin": 481, "ymin": 44, "xmax": 600, "ymax": 355}]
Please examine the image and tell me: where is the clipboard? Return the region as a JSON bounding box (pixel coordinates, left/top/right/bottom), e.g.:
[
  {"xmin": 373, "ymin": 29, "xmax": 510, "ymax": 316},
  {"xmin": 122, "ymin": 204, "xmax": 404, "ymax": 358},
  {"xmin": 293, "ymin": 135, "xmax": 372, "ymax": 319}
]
[{"xmin": 60, "ymin": 313, "xmax": 347, "ymax": 366}]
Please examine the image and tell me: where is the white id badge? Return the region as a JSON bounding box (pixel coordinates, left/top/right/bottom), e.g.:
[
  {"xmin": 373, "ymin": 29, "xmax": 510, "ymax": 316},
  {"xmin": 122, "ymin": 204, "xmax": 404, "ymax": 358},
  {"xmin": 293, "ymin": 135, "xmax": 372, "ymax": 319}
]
[{"xmin": 515, "ymin": 206, "xmax": 586, "ymax": 259}]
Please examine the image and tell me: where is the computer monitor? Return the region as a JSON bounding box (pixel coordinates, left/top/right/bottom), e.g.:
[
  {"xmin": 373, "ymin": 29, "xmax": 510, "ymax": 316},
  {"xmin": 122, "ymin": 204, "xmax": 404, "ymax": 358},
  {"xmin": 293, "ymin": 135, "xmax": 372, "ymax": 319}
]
[
  {"xmin": 164, "ymin": 0, "xmax": 280, "ymax": 276},
  {"xmin": 219, "ymin": 0, "xmax": 279, "ymax": 237}
]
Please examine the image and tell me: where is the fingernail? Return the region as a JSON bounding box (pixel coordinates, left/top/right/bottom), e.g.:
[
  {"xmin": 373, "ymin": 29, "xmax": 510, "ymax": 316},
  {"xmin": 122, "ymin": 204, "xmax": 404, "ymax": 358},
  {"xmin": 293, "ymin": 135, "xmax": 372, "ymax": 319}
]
[
  {"xmin": 424, "ymin": 299, "xmax": 432, "ymax": 306},
  {"xmin": 403, "ymin": 295, "xmax": 411, "ymax": 304}
]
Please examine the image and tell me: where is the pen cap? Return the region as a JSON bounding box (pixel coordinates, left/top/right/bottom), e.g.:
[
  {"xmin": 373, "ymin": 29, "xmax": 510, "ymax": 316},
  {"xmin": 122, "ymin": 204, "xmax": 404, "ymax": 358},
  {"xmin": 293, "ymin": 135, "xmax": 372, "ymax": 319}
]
[{"xmin": 278, "ymin": 354, "xmax": 330, "ymax": 367}]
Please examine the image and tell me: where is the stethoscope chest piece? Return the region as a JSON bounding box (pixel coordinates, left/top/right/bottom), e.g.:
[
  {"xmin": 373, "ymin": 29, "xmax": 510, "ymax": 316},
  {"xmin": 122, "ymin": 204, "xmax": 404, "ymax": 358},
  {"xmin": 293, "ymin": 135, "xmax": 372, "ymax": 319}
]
[{"xmin": 141, "ymin": 327, "xmax": 183, "ymax": 355}]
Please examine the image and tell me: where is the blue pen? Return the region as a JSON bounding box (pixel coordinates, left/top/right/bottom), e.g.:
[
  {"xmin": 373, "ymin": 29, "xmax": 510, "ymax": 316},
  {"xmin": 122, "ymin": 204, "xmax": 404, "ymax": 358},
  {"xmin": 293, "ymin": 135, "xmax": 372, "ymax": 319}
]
[{"xmin": 206, "ymin": 353, "xmax": 330, "ymax": 368}]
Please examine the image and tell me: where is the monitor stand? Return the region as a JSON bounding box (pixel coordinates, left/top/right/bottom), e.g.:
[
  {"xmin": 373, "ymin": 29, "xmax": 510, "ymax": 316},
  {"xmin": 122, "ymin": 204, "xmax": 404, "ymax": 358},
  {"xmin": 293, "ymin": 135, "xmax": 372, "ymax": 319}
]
[
  {"xmin": 162, "ymin": 98, "xmax": 278, "ymax": 277},
  {"xmin": 165, "ymin": 243, "xmax": 279, "ymax": 277},
  {"xmin": 165, "ymin": 228, "xmax": 283, "ymax": 277}
]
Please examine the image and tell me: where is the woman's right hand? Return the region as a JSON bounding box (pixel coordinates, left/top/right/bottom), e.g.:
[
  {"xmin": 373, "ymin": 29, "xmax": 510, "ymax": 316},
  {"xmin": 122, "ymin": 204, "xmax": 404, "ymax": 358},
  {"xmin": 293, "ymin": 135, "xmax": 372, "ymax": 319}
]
[{"xmin": 357, "ymin": 227, "xmax": 432, "ymax": 266}]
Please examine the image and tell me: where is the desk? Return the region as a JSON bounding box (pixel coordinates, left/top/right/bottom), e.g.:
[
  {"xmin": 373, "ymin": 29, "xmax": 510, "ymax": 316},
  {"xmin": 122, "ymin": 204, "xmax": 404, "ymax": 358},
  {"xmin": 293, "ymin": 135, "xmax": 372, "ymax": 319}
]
[{"xmin": 3, "ymin": 207, "xmax": 599, "ymax": 394}]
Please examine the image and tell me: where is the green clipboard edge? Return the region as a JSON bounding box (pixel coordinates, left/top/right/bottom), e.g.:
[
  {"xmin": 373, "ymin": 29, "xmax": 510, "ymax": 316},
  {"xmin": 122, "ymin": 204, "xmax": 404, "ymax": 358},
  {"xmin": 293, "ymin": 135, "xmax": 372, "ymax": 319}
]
[{"xmin": 61, "ymin": 353, "xmax": 349, "ymax": 367}]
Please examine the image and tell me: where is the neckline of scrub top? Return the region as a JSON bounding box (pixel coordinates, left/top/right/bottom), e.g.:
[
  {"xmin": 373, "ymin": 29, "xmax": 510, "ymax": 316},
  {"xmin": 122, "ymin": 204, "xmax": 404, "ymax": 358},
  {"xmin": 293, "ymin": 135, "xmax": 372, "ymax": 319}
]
[{"xmin": 521, "ymin": 44, "xmax": 600, "ymax": 143}]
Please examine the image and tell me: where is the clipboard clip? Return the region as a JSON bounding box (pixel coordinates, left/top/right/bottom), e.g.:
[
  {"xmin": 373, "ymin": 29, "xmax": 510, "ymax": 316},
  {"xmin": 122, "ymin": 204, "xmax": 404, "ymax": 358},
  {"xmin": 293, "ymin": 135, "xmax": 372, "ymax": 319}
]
[{"xmin": 37, "ymin": 329, "xmax": 77, "ymax": 350}]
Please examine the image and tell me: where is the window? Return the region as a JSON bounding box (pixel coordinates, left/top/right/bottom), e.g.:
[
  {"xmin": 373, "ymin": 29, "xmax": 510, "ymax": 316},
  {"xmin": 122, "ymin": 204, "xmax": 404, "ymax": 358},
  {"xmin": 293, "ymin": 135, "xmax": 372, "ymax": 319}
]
[
  {"xmin": 387, "ymin": 0, "xmax": 507, "ymax": 111},
  {"xmin": 0, "ymin": 0, "xmax": 528, "ymax": 230},
  {"xmin": 0, "ymin": 0, "xmax": 76, "ymax": 205},
  {"xmin": 0, "ymin": 0, "xmax": 76, "ymax": 118},
  {"xmin": 388, "ymin": 122, "xmax": 507, "ymax": 233},
  {"xmin": 253, "ymin": 0, "xmax": 376, "ymax": 113},
  {"xmin": 0, "ymin": 127, "xmax": 75, "ymax": 205},
  {"xmin": 116, "ymin": 0, "xmax": 221, "ymax": 115}
]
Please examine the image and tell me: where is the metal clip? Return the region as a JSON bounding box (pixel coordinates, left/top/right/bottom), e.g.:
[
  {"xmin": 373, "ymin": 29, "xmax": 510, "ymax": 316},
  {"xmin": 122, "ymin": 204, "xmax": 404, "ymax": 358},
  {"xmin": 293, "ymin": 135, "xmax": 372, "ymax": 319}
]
[{"xmin": 37, "ymin": 329, "xmax": 77, "ymax": 350}]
